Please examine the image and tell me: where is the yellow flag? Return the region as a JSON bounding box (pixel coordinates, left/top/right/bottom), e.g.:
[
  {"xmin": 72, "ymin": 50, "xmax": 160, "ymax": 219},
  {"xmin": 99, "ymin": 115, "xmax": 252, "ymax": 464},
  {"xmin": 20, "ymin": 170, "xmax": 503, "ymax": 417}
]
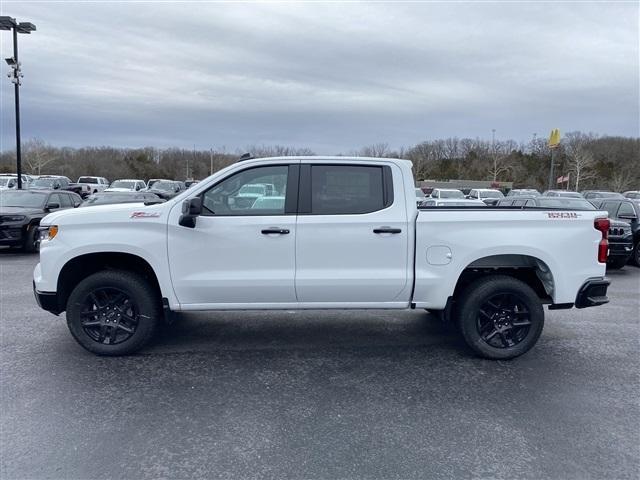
[{"xmin": 548, "ymin": 129, "xmax": 561, "ymax": 148}]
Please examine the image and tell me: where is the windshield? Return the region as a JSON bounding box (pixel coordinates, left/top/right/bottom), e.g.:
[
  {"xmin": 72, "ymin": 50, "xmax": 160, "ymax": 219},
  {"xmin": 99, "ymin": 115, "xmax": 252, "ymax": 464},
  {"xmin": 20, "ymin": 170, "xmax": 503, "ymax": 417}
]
[
  {"xmin": 0, "ymin": 191, "xmax": 47, "ymax": 208},
  {"xmin": 0, "ymin": 177, "xmax": 16, "ymax": 187},
  {"xmin": 32, "ymin": 178, "xmax": 57, "ymax": 188},
  {"xmin": 78, "ymin": 177, "xmax": 98, "ymax": 184},
  {"xmin": 110, "ymin": 181, "xmax": 136, "ymax": 189},
  {"xmin": 592, "ymin": 192, "xmax": 623, "ymax": 198},
  {"xmin": 152, "ymin": 181, "xmax": 174, "ymax": 191},
  {"xmin": 439, "ymin": 190, "xmax": 465, "ymax": 199},
  {"xmin": 481, "ymin": 190, "xmax": 504, "ymax": 198},
  {"xmin": 537, "ymin": 198, "xmax": 595, "ymax": 210},
  {"xmin": 510, "ymin": 190, "xmax": 540, "ymax": 197}
]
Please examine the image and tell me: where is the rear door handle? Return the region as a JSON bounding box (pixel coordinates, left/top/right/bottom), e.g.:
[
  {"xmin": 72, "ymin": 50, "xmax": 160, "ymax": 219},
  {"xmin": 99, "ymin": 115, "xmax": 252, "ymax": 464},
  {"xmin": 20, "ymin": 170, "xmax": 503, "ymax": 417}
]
[
  {"xmin": 261, "ymin": 228, "xmax": 290, "ymax": 235},
  {"xmin": 373, "ymin": 227, "xmax": 402, "ymax": 234}
]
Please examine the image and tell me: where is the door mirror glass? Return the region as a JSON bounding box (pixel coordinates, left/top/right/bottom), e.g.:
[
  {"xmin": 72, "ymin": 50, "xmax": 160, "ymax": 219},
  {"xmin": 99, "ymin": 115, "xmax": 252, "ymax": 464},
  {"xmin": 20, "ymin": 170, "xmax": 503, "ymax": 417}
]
[
  {"xmin": 46, "ymin": 203, "xmax": 60, "ymax": 211},
  {"xmin": 179, "ymin": 197, "xmax": 202, "ymax": 228}
]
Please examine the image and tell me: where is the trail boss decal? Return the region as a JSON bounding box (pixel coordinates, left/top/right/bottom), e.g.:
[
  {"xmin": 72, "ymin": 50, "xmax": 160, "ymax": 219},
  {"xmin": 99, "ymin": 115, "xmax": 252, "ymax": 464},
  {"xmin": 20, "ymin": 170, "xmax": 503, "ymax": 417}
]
[
  {"xmin": 547, "ymin": 212, "xmax": 581, "ymax": 219},
  {"xmin": 130, "ymin": 211, "xmax": 160, "ymax": 219}
]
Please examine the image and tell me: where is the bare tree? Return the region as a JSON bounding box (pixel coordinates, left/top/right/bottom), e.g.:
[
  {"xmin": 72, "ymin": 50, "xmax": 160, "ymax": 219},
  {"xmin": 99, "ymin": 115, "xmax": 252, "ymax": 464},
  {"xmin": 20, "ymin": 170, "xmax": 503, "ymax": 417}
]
[
  {"xmin": 23, "ymin": 138, "xmax": 56, "ymax": 175},
  {"xmin": 568, "ymin": 147, "xmax": 596, "ymax": 191},
  {"xmin": 359, "ymin": 143, "xmax": 391, "ymax": 158}
]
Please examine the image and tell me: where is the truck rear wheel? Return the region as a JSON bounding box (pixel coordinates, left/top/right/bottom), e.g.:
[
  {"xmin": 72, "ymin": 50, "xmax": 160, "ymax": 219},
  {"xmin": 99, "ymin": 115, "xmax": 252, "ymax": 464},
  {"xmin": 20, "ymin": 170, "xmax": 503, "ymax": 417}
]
[
  {"xmin": 457, "ymin": 275, "xmax": 544, "ymax": 360},
  {"xmin": 66, "ymin": 270, "xmax": 160, "ymax": 355}
]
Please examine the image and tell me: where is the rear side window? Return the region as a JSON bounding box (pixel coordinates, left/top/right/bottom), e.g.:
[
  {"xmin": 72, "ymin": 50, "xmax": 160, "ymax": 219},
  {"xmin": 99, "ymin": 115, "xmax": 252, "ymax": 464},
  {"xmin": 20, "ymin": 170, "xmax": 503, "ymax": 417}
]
[{"xmin": 310, "ymin": 165, "xmax": 390, "ymax": 215}]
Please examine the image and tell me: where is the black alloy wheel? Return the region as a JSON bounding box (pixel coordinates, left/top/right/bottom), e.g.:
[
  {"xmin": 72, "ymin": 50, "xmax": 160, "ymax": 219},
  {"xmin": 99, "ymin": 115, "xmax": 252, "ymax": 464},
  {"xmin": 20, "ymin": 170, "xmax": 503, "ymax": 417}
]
[
  {"xmin": 476, "ymin": 293, "xmax": 532, "ymax": 349},
  {"xmin": 79, "ymin": 287, "xmax": 139, "ymax": 345}
]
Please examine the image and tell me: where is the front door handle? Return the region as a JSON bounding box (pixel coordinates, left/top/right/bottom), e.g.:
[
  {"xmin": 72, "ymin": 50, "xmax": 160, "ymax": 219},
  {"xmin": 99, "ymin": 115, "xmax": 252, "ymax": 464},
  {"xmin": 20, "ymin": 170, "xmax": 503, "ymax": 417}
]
[
  {"xmin": 261, "ymin": 228, "xmax": 290, "ymax": 235},
  {"xmin": 373, "ymin": 227, "xmax": 402, "ymax": 234}
]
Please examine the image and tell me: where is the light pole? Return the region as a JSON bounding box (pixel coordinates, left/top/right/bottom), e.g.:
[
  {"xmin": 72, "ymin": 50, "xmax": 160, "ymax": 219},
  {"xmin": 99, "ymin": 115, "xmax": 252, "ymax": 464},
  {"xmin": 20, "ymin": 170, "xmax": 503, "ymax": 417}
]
[
  {"xmin": 491, "ymin": 128, "xmax": 497, "ymax": 181},
  {"xmin": 1, "ymin": 16, "xmax": 36, "ymax": 190}
]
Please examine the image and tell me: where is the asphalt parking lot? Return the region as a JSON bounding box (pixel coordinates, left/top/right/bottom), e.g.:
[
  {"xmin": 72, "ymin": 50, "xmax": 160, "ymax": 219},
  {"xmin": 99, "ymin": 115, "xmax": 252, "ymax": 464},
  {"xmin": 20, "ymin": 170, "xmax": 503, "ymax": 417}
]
[{"xmin": 1, "ymin": 251, "xmax": 639, "ymax": 480}]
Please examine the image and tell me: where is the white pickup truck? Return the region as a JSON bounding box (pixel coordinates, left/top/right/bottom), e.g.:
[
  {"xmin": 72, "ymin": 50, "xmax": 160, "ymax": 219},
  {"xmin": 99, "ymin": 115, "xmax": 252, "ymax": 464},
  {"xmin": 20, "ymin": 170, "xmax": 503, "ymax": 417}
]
[{"xmin": 33, "ymin": 157, "xmax": 611, "ymax": 359}]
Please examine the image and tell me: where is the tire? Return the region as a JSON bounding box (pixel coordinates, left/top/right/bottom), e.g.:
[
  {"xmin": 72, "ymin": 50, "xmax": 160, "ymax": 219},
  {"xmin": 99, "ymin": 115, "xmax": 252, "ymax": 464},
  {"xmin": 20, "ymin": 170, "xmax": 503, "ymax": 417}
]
[
  {"xmin": 632, "ymin": 242, "xmax": 640, "ymax": 267},
  {"xmin": 66, "ymin": 270, "xmax": 160, "ymax": 355},
  {"xmin": 22, "ymin": 224, "xmax": 40, "ymax": 253},
  {"xmin": 607, "ymin": 258, "xmax": 627, "ymax": 270},
  {"xmin": 456, "ymin": 275, "xmax": 544, "ymax": 360}
]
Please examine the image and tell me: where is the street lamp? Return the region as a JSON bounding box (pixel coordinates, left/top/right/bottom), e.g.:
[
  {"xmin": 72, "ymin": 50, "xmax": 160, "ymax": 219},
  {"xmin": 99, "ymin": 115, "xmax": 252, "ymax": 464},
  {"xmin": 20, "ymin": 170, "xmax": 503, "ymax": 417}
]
[{"xmin": 1, "ymin": 16, "xmax": 36, "ymax": 190}]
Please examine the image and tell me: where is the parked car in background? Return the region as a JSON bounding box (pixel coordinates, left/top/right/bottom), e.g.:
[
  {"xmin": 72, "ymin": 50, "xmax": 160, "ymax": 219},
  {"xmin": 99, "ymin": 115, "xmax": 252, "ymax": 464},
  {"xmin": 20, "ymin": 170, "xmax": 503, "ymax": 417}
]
[
  {"xmin": 622, "ymin": 191, "xmax": 640, "ymax": 200},
  {"xmin": 76, "ymin": 176, "xmax": 110, "ymax": 194},
  {"xmin": 507, "ymin": 189, "xmax": 540, "ymax": 197},
  {"xmin": 0, "ymin": 173, "xmax": 33, "ymax": 188},
  {"xmin": 430, "ymin": 188, "xmax": 465, "ymax": 199},
  {"xmin": 415, "ymin": 188, "xmax": 426, "ymax": 206},
  {"xmin": 147, "ymin": 178, "xmax": 170, "ymax": 188},
  {"xmin": 498, "ymin": 196, "xmax": 633, "ymax": 269},
  {"xmin": 467, "ymin": 188, "xmax": 504, "ymax": 205},
  {"xmin": 497, "ymin": 196, "xmax": 595, "ymax": 210},
  {"xmin": 82, "ymin": 192, "xmax": 164, "ymax": 207},
  {"xmin": 0, "ymin": 189, "xmax": 81, "ymax": 252},
  {"xmin": 30, "ymin": 175, "xmax": 89, "ymax": 198},
  {"xmin": 0, "ymin": 176, "xmax": 19, "ymax": 190},
  {"xmin": 591, "ymin": 198, "xmax": 640, "ymax": 266},
  {"xmin": 146, "ymin": 180, "xmax": 185, "ymax": 200},
  {"xmin": 420, "ymin": 198, "xmax": 486, "ymax": 207},
  {"xmin": 105, "ymin": 179, "xmax": 147, "ymax": 192},
  {"xmin": 185, "ymin": 180, "xmax": 200, "ymax": 188},
  {"xmin": 541, "ymin": 190, "xmax": 584, "ymax": 198},
  {"xmin": 582, "ymin": 191, "xmax": 624, "ymax": 200}
]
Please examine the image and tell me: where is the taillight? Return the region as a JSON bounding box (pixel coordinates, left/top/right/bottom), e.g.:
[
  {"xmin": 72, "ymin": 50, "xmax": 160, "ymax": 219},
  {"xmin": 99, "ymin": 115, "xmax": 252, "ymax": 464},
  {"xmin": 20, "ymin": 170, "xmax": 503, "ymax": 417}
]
[{"xmin": 594, "ymin": 217, "xmax": 610, "ymax": 263}]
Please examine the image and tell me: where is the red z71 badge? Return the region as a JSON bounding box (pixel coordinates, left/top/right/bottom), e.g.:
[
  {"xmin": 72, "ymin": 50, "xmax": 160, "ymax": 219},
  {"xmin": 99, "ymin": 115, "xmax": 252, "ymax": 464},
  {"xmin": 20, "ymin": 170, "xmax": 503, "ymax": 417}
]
[{"xmin": 130, "ymin": 212, "xmax": 160, "ymax": 219}]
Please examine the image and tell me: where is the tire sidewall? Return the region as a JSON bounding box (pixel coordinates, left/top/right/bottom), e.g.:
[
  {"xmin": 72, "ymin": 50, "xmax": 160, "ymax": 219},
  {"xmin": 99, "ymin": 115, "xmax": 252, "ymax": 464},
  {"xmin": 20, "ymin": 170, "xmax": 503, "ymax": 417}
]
[
  {"xmin": 458, "ymin": 277, "xmax": 545, "ymax": 360},
  {"xmin": 66, "ymin": 271, "xmax": 159, "ymax": 355}
]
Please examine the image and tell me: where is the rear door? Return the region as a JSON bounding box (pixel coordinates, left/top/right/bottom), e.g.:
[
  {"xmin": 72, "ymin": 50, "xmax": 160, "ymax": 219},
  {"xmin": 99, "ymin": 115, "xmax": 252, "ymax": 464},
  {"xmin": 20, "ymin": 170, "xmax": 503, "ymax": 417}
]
[{"xmin": 295, "ymin": 162, "xmax": 411, "ymax": 305}]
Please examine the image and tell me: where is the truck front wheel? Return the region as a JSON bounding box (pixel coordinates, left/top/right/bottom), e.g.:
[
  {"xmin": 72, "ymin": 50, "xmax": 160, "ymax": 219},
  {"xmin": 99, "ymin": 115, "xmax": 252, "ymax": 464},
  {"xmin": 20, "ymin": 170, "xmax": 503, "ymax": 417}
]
[
  {"xmin": 457, "ymin": 275, "xmax": 544, "ymax": 360},
  {"xmin": 66, "ymin": 270, "xmax": 160, "ymax": 355}
]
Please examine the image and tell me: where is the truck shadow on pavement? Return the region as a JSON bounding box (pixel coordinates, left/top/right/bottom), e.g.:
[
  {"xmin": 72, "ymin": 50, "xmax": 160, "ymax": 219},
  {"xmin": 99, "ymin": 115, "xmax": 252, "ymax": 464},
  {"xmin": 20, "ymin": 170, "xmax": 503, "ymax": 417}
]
[{"xmin": 151, "ymin": 310, "xmax": 467, "ymax": 357}]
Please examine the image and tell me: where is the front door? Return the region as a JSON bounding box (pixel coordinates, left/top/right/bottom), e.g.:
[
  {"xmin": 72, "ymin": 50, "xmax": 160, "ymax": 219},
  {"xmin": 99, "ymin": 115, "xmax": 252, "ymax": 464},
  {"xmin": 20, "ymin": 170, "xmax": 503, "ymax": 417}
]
[
  {"xmin": 168, "ymin": 163, "xmax": 299, "ymax": 307},
  {"xmin": 295, "ymin": 162, "xmax": 411, "ymax": 305}
]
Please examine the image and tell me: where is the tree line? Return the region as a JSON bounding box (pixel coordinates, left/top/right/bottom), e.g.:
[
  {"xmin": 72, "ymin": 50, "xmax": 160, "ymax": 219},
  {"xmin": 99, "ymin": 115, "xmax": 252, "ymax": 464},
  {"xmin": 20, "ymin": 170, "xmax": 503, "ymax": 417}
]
[{"xmin": 0, "ymin": 132, "xmax": 638, "ymax": 191}]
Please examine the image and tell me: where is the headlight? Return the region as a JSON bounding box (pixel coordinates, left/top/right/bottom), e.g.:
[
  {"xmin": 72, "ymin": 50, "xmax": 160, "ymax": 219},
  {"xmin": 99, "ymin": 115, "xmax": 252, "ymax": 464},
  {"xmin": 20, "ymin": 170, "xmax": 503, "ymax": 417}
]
[
  {"xmin": 1, "ymin": 215, "xmax": 26, "ymax": 222},
  {"xmin": 39, "ymin": 225, "xmax": 58, "ymax": 241}
]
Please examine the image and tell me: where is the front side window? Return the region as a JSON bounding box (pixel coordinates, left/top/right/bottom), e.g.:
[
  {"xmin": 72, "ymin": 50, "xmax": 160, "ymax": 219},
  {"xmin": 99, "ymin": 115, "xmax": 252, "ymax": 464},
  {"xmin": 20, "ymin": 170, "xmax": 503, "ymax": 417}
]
[
  {"xmin": 310, "ymin": 165, "xmax": 386, "ymax": 215},
  {"xmin": 59, "ymin": 194, "xmax": 73, "ymax": 208},
  {"xmin": 601, "ymin": 202, "xmax": 619, "ymax": 218},
  {"xmin": 617, "ymin": 202, "xmax": 636, "ymax": 218},
  {"xmin": 202, "ymin": 165, "xmax": 288, "ymax": 216}
]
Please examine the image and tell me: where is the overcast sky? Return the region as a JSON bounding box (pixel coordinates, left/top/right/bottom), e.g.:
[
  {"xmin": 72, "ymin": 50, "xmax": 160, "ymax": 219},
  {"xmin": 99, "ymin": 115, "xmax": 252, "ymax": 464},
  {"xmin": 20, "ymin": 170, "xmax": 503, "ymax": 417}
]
[{"xmin": 0, "ymin": 1, "xmax": 638, "ymax": 153}]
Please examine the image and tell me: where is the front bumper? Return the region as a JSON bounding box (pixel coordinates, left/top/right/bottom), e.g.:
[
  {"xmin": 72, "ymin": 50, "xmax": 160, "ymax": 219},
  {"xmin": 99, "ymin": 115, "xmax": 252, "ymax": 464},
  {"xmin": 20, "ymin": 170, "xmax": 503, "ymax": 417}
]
[
  {"xmin": 0, "ymin": 224, "xmax": 25, "ymax": 246},
  {"xmin": 33, "ymin": 281, "xmax": 61, "ymax": 315},
  {"xmin": 575, "ymin": 278, "xmax": 610, "ymax": 309},
  {"xmin": 608, "ymin": 238, "xmax": 634, "ymax": 260}
]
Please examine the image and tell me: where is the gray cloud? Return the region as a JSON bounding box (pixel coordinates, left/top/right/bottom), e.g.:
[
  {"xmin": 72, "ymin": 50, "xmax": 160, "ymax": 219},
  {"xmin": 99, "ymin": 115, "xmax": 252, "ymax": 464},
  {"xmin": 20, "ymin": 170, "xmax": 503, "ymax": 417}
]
[{"xmin": 1, "ymin": 1, "xmax": 638, "ymax": 153}]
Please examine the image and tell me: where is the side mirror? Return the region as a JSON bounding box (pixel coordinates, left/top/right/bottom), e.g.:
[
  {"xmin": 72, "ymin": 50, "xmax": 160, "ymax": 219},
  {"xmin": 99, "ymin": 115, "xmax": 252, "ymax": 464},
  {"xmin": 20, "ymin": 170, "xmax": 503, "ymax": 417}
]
[
  {"xmin": 46, "ymin": 203, "xmax": 60, "ymax": 211},
  {"xmin": 136, "ymin": 185, "xmax": 141, "ymax": 191},
  {"xmin": 179, "ymin": 197, "xmax": 203, "ymax": 228},
  {"xmin": 53, "ymin": 184, "xmax": 60, "ymax": 190}
]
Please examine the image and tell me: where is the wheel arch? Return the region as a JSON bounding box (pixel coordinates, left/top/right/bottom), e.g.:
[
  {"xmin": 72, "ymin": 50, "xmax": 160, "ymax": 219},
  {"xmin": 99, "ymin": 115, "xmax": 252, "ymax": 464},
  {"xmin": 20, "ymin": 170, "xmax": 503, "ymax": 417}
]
[
  {"xmin": 56, "ymin": 252, "xmax": 162, "ymax": 313},
  {"xmin": 453, "ymin": 254, "xmax": 555, "ymax": 303}
]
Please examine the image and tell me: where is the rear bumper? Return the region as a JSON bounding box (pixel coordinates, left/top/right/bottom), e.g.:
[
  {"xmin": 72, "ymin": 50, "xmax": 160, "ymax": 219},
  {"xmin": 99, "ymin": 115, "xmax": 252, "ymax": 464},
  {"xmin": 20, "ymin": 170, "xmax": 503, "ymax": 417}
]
[
  {"xmin": 575, "ymin": 277, "xmax": 610, "ymax": 309},
  {"xmin": 33, "ymin": 281, "xmax": 61, "ymax": 315}
]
